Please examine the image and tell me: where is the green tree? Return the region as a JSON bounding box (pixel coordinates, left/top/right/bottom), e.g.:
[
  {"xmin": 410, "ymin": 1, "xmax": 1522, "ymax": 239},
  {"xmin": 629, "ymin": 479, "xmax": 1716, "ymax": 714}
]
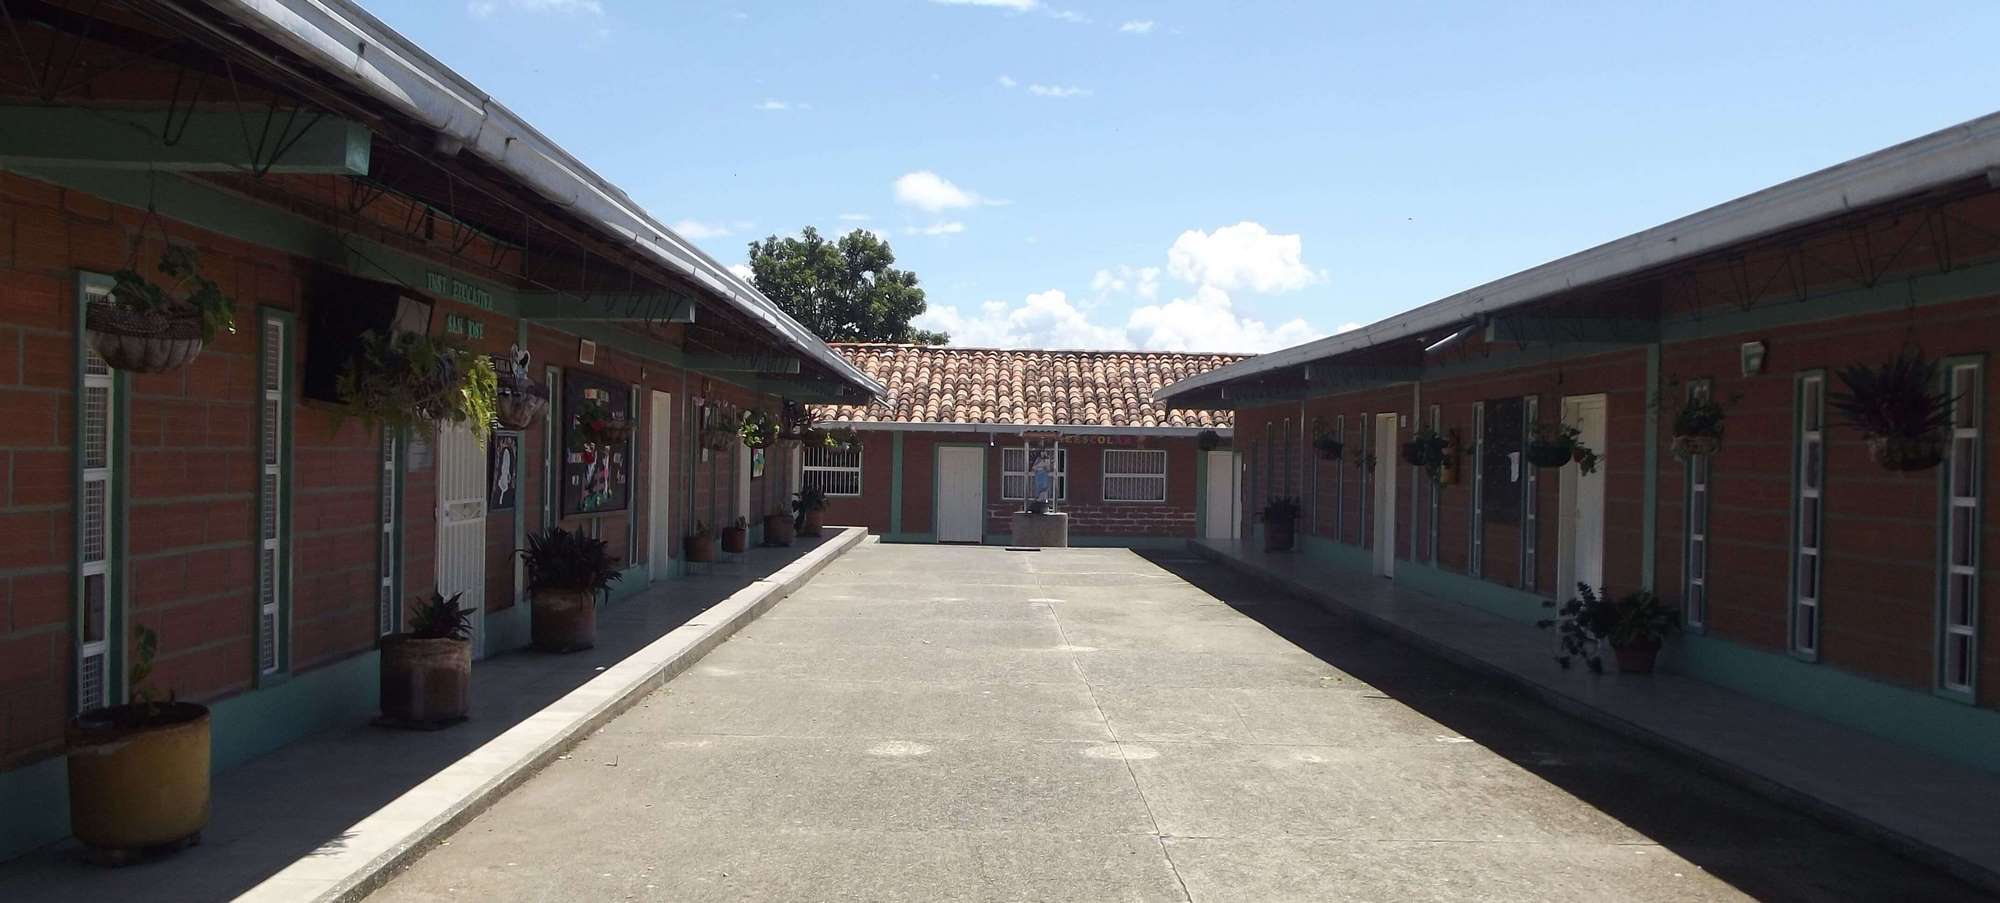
[{"xmin": 745, "ymin": 227, "xmax": 947, "ymax": 344}]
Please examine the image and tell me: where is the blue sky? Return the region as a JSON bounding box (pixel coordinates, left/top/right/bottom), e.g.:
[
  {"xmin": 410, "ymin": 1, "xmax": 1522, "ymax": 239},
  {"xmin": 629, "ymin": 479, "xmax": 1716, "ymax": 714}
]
[{"xmin": 372, "ymin": 1, "xmax": 1998, "ymax": 352}]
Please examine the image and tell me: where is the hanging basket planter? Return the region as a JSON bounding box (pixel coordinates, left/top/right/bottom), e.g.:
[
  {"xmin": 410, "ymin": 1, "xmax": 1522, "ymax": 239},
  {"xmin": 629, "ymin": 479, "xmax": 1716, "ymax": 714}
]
[
  {"xmin": 85, "ymin": 303, "xmax": 206, "ymax": 374},
  {"xmin": 1526, "ymin": 422, "xmax": 1600, "ymax": 474},
  {"xmin": 1670, "ymin": 433, "xmax": 1720, "ymax": 461},
  {"xmin": 494, "ymin": 368, "xmax": 549, "ymax": 431},
  {"xmin": 339, "ymin": 331, "xmax": 496, "ymax": 442},
  {"xmin": 1313, "ymin": 434, "xmax": 1343, "ymax": 461},
  {"xmin": 1197, "ymin": 429, "xmax": 1223, "ymax": 452},
  {"xmin": 739, "ymin": 410, "xmax": 778, "ymax": 449},
  {"xmin": 1867, "ymin": 434, "xmax": 1946, "ymax": 472}
]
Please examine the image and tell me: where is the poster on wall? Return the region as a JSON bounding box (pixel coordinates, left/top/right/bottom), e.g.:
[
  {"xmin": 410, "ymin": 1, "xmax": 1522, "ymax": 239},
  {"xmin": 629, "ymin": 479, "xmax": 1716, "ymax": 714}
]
[
  {"xmin": 489, "ymin": 431, "xmax": 520, "ymax": 511},
  {"xmin": 562, "ymin": 370, "xmax": 632, "ymax": 516},
  {"xmin": 751, "ymin": 447, "xmax": 766, "ymax": 480}
]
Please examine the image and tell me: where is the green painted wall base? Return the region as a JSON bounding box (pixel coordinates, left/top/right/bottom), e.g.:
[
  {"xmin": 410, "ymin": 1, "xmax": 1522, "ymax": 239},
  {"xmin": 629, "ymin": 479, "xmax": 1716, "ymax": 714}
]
[
  {"xmin": 1393, "ymin": 560, "xmax": 1550, "ymax": 626},
  {"xmin": 881, "ymin": 532, "xmax": 938, "ymax": 544},
  {"xmin": 1674, "ymin": 633, "xmax": 2000, "ymax": 776},
  {"xmin": 607, "ymin": 564, "xmax": 651, "ymax": 600},
  {"xmin": 876, "ymin": 531, "xmax": 1188, "ymax": 551},
  {"xmin": 1295, "ymin": 534, "xmax": 1372, "ymax": 573},
  {"xmin": 1, "ymin": 649, "xmax": 381, "ymax": 862},
  {"xmin": 485, "ymin": 603, "xmax": 531, "ymax": 657}
]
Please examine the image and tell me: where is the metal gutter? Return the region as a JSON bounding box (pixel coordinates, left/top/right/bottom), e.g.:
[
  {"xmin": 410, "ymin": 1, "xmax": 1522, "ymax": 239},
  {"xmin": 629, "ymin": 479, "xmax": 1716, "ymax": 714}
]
[
  {"xmin": 1157, "ymin": 110, "xmax": 2000, "ymax": 403},
  {"xmin": 813, "ymin": 421, "xmax": 1231, "ymax": 437},
  {"xmin": 203, "ymin": 0, "xmax": 884, "ymax": 400}
]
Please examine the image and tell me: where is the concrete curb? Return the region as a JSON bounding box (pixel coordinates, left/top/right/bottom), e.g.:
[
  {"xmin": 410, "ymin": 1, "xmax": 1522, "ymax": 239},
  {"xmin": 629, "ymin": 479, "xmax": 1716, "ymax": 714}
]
[
  {"xmin": 1184, "ymin": 540, "xmax": 2000, "ymax": 897},
  {"xmin": 236, "ymin": 527, "xmax": 868, "ymax": 903}
]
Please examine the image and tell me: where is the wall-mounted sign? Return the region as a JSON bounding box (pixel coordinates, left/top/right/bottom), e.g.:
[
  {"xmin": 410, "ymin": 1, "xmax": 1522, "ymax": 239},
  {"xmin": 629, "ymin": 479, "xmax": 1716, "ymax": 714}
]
[
  {"xmin": 424, "ymin": 271, "xmax": 494, "ymax": 310},
  {"xmin": 444, "ymin": 312, "xmax": 485, "ymax": 339},
  {"xmin": 1054, "ymin": 434, "xmax": 1148, "ymax": 447},
  {"xmin": 561, "ymin": 371, "xmax": 630, "ymax": 516},
  {"xmin": 578, "ymin": 339, "xmax": 597, "ymax": 365}
]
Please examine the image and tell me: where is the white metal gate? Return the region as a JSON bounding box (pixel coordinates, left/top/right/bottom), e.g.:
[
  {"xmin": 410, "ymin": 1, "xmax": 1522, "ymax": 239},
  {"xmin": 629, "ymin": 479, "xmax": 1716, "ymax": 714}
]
[{"xmin": 436, "ymin": 423, "xmax": 487, "ymax": 657}]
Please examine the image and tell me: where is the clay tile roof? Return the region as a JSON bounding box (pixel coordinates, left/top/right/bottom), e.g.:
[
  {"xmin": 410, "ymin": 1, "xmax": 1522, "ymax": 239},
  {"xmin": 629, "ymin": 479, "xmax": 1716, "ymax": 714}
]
[{"xmin": 816, "ymin": 344, "xmax": 1248, "ymax": 429}]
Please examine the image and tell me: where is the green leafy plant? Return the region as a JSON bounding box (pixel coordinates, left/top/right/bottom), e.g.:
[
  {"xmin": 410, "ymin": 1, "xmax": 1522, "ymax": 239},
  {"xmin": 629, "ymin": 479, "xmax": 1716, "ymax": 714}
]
[
  {"xmin": 1831, "ymin": 350, "xmax": 1953, "ymax": 443},
  {"xmin": 1538, "ymin": 584, "xmax": 1681, "ymax": 673},
  {"xmin": 519, "ymin": 527, "xmax": 623, "ymax": 594},
  {"xmin": 1400, "ymin": 427, "xmax": 1449, "ymax": 479},
  {"xmin": 1313, "ymin": 431, "xmax": 1343, "ymax": 461},
  {"xmin": 823, "ymin": 427, "xmax": 862, "ymax": 449},
  {"xmin": 573, "ymin": 398, "xmax": 631, "ymax": 446},
  {"xmin": 127, "ymin": 624, "xmax": 171, "ymax": 712},
  {"xmin": 110, "ymin": 246, "xmax": 236, "ymax": 342},
  {"xmin": 408, "ymin": 590, "xmax": 474, "ymax": 641},
  {"xmin": 1258, "ymin": 496, "xmax": 1302, "ymax": 524},
  {"xmin": 793, "ymin": 486, "xmax": 828, "ymax": 529},
  {"xmin": 1527, "ymin": 422, "xmax": 1600, "ymax": 475},
  {"xmin": 337, "ymin": 331, "xmax": 496, "ymax": 442},
  {"xmin": 739, "ymin": 409, "xmax": 779, "ymax": 448}
]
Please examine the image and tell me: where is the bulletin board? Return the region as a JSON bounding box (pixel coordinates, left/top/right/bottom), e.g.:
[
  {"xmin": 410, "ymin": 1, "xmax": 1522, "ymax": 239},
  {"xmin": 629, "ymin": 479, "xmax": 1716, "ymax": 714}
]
[{"xmin": 561, "ymin": 370, "xmax": 631, "ymax": 516}]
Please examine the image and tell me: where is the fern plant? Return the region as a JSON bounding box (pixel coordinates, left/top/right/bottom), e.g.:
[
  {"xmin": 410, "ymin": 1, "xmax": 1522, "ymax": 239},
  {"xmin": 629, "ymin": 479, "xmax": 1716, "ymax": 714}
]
[{"xmin": 337, "ymin": 331, "xmax": 497, "ymax": 442}]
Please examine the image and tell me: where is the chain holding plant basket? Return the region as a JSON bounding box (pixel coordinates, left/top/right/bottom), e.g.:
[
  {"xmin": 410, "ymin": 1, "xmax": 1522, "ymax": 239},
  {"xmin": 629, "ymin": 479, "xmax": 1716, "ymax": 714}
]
[
  {"xmin": 87, "ymin": 245, "xmax": 237, "ymax": 374},
  {"xmin": 337, "ymin": 330, "xmax": 497, "ymax": 441},
  {"xmin": 573, "ymin": 398, "xmax": 633, "ymax": 446}
]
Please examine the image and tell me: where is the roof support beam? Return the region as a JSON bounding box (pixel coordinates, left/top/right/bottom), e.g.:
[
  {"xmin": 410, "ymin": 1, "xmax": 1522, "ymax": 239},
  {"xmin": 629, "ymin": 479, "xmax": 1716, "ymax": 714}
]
[
  {"xmin": 1302, "ymin": 363, "xmax": 1422, "ymax": 384},
  {"xmin": 517, "ymin": 293, "xmax": 695, "ymax": 323},
  {"xmin": 684, "ymin": 352, "xmax": 801, "ymax": 374},
  {"xmin": 1485, "ymin": 315, "xmax": 1658, "ymax": 346},
  {"xmin": 0, "ymin": 106, "xmax": 371, "ymax": 175}
]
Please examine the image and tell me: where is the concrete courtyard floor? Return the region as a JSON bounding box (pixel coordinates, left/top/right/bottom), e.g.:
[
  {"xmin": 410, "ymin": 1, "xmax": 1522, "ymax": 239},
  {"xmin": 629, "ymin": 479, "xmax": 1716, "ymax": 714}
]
[{"xmin": 368, "ymin": 544, "xmax": 1987, "ymax": 902}]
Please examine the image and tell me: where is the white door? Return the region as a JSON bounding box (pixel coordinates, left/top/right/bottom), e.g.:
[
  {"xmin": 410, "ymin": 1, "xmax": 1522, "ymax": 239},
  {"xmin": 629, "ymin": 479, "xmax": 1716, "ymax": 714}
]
[
  {"xmin": 1373, "ymin": 412, "xmax": 1399, "ymax": 577},
  {"xmin": 1558, "ymin": 394, "xmax": 1608, "ymax": 596},
  {"xmin": 735, "ymin": 441, "xmax": 753, "ymax": 527},
  {"xmin": 648, "ymin": 391, "xmax": 673, "ymax": 580},
  {"xmin": 937, "ymin": 446, "xmax": 985, "ymax": 543},
  {"xmin": 1204, "ymin": 450, "xmax": 1239, "ymax": 540},
  {"xmin": 435, "ymin": 423, "xmax": 487, "ymax": 657}
]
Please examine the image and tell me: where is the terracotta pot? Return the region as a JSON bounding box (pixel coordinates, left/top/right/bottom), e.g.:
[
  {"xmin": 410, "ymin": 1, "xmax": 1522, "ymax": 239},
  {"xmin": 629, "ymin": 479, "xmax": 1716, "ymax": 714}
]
[
  {"xmin": 67, "ymin": 702, "xmax": 211, "ymax": 858},
  {"xmin": 1671, "ymin": 434, "xmax": 1720, "ymax": 461},
  {"xmin": 799, "ymin": 509, "xmax": 825, "ymax": 537},
  {"xmin": 85, "ymin": 303, "xmax": 205, "ymax": 374},
  {"xmin": 763, "ymin": 514, "xmax": 795, "ymax": 546},
  {"xmin": 531, "ymin": 587, "xmax": 597, "ymax": 652},
  {"xmin": 379, "ymin": 635, "xmax": 471, "ymax": 727},
  {"xmin": 685, "ymin": 534, "xmax": 717, "ymax": 563},
  {"xmin": 1867, "ymin": 434, "xmax": 1945, "ymax": 472},
  {"xmin": 1264, "ymin": 520, "xmax": 1296, "ymax": 552},
  {"xmin": 1612, "ymin": 638, "xmax": 1662, "ymax": 674},
  {"xmin": 721, "ymin": 525, "xmax": 748, "ymax": 554}
]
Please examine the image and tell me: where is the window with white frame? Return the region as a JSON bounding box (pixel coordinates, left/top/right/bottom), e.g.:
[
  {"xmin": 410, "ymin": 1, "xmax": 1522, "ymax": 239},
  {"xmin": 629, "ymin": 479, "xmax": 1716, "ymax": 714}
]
[
  {"xmin": 378, "ymin": 431, "xmax": 399, "ymax": 637},
  {"xmin": 1941, "ymin": 361, "xmax": 1982, "ymax": 695},
  {"xmin": 1792, "ymin": 372, "xmax": 1825, "ymax": 657},
  {"xmin": 803, "ymin": 444, "xmax": 862, "ymax": 496},
  {"xmin": 1469, "ymin": 402, "xmax": 1485, "ymax": 577},
  {"xmin": 1002, "ymin": 447, "xmax": 1066, "ymax": 500},
  {"xmin": 257, "ymin": 312, "xmax": 292, "ymax": 676},
  {"xmin": 1684, "ymin": 380, "xmax": 1712, "ymax": 630},
  {"xmin": 75, "ymin": 278, "xmax": 120, "ymax": 713},
  {"xmin": 1103, "ymin": 449, "xmax": 1167, "ymax": 502}
]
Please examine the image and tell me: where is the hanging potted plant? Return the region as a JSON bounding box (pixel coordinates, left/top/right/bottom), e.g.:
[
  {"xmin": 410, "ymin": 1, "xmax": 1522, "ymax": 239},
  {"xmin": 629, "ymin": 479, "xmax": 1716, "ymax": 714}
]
[
  {"xmin": 763, "ymin": 504, "xmax": 796, "ymax": 546},
  {"xmin": 793, "ymin": 486, "xmax": 829, "ymax": 537},
  {"xmin": 1197, "ymin": 429, "xmax": 1223, "ymax": 452},
  {"xmin": 1526, "ymin": 422, "xmax": 1600, "ymax": 475},
  {"xmin": 1259, "ymin": 496, "xmax": 1302, "ymax": 551},
  {"xmin": 1437, "ymin": 429, "xmax": 1463, "ymax": 485},
  {"xmin": 1831, "ymin": 350, "xmax": 1954, "ymax": 472},
  {"xmin": 739, "ymin": 409, "xmax": 778, "ymax": 448},
  {"xmin": 721, "ymin": 516, "xmax": 749, "ymax": 554},
  {"xmin": 87, "ymin": 246, "xmax": 236, "ymax": 374},
  {"xmin": 1313, "ymin": 431, "xmax": 1343, "ymax": 461},
  {"xmin": 492, "ymin": 349, "xmax": 548, "ymax": 431},
  {"xmin": 379, "ymin": 590, "xmax": 474, "ymax": 728},
  {"xmin": 1400, "ymin": 427, "xmax": 1449, "ymax": 481},
  {"xmin": 338, "ymin": 331, "xmax": 498, "ymax": 441},
  {"xmin": 573, "ymin": 398, "xmax": 633, "ymax": 446},
  {"xmin": 684, "ymin": 522, "xmax": 717, "ymax": 563},
  {"xmin": 519, "ymin": 527, "xmax": 622, "ymax": 653},
  {"xmin": 1538, "ymin": 585, "xmax": 1682, "ymax": 674},
  {"xmin": 67, "ymin": 625, "xmax": 210, "ymax": 861}
]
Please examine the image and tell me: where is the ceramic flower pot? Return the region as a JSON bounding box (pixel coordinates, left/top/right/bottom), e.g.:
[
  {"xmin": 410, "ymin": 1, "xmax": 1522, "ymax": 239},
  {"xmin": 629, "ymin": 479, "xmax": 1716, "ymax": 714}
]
[
  {"xmin": 67, "ymin": 702, "xmax": 211, "ymax": 860},
  {"xmin": 685, "ymin": 534, "xmax": 717, "ymax": 563},
  {"xmin": 531, "ymin": 587, "xmax": 597, "ymax": 653},
  {"xmin": 799, "ymin": 509, "xmax": 825, "ymax": 537},
  {"xmin": 721, "ymin": 525, "xmax": 748, "ymax": 554},
  {"xmin": 763, "ymin": 514, "xmax": 795, "ymax": 546},
  {"xmin": 1611, "ymin": 638, "xmax": 1662, "ymax": 674},
  {"xmin": 1264, "ymin": 520, "xmax": 1296, "ymax": 552},
  {"xmin": 379, "ymin": 635, "xmax": 471, "ymax": 727},
  {"xmin": 1671, "ymin": 434, "xmax": 1720, "ymax": 461},
  {"xmin": 1867, "ymin": 434, "xmax": 1945, "ymax": 472}
]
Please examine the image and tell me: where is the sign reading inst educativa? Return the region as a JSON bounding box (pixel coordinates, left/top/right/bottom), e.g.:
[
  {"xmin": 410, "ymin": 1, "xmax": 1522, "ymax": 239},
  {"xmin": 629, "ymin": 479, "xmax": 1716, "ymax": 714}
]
[{"xmin": 425, "ymin": 271, "xmax": 494, "ymax": 311}]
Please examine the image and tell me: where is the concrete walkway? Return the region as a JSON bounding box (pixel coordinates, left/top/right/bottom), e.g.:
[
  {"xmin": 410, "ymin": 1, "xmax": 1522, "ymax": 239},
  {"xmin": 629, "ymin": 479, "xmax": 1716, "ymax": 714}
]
[
  {"xmin": 367, "ymin": 544, "xmax": 1985, "ymax": 902},
  {"xmin": 0, "ymin": 530, "xmax": 860, "ymax": 903}
]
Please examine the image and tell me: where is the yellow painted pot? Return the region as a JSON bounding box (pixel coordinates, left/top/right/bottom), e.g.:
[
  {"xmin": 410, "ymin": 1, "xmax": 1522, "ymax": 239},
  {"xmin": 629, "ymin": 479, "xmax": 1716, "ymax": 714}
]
[{"xmin": 66, "ymin": 702, "xmax": 211, "ymax": 854}]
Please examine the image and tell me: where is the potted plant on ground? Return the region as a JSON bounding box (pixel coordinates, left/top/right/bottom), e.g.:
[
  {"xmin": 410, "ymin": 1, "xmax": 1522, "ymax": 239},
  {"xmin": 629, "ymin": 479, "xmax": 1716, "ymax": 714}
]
[
  {"xmin": 763, "ymin": 505, "xmax": 796, "ymax": 546},
  {"xmin": 1526, "ymin": 422, "xmax": 1600, "ymax": 475},
  {"xmin": 338, "ymin": 331, "xmax": 498, "ymax": 441},
  {"xmin": 1401, "ymin": 427, "xmax": 1449, "ymax": 481},
  {"xmin": 1313, "ymin": 431, "xmax": 1343, "ymax": 461},
  {"xmin": 685, "ymin": 522, "xmax": 717, "ymax": 563},
  {"xmin": 87, "ymin": 246, "xmax": 236, "ymax": 374},
  {"xmin": 739, "ymin": 409, "xmax": 778, "ymax": 449},
  {"xmin": 794, "ymin": 486, "xmax": 828, "ymax": 537},
  {"xmin": 519, "ymin": 527, "xmax": 622, "ymax": 653},
  {"xmin": 1259, "ymin": 496, "xmax": 1302, "ymax": 551},
  {"xmin": 67, "ymin": 625, "xmax": 210, "ymax": 862},
  {"xmin": 379, "ymin": 590, "xmax": 473, "ymax": 728},
  {"xmin": 721, "ymin": 516, "xmax": 749, "ymax": 554},
  {"xmin": 1538, "ymin": 584, "xmax": 1682, "ymax": 674},
  {"xmin": 1831, "ymin": 350, "xmax": 1954, "ymax": 472},
  {"xmin": 1197, "ymin": 429, "xmax": 1223, "ymax": 452}
]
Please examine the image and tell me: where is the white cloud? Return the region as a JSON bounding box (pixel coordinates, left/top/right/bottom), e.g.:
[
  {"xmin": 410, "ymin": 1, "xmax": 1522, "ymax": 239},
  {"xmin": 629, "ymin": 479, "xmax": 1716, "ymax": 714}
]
[
  {"xmin": 907, "ymin": 221, "xmax": 967, "ymax": 236},
  {"xmin": 728, "ymin": 263, "xmax": 755, "ymax": 282},
  {"xmin": 838, "ymin": 212, "xmax": 872, "ymax": 221},
  {"xmin": 469, "ymin": 0, "xmax": 601, "ymax": 17},
  {"xmin": 915, "ymin": 290, "xmax": 1130, "ymax": 350},
  {"xmin": 928, "ymin": 0, "xmax": 1037, "ymax": 9},
  {"xmin": 893, "ymin": 170, "xmax": 1001, "ymax": 212},
  {"xmin": 1336, "ymin": 321, "xmax": 1362, "ymax": 334},
  {"xmin": 997, "ymin": 74, "xmax": 1018, "ymax": 88},
  {"xmin": 1118, "ymin": 19, "xmax": 1155, "ymax": 34},
  {"xmin": 1027, "ymin": 83, "xmax": 1090, "ymax": 98},
  {"xmin": 671, "ymin": 219, "xmax": 731, "ymax": 240},
  {"xmin": 1166, "ymin": 221, "xmax": 1323, "ymax": 294},
  {"xmin": 1091, "ymin": 265, "xmax": 1161, "ymax": 300},
  {"xmin": 1047, "ymin": 8, "xmax": 1090, "ymax": 23},
  {"xmin": 757, "ymin": 99, "xmax": 812, "ymax": 111},
  {"xmin": 1127, "ymin": 285, "xmax": 1322, "ymax": 353}
]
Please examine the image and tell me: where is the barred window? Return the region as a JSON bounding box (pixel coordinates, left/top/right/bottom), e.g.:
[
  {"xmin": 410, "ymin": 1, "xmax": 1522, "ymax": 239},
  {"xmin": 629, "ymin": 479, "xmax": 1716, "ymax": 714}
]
[
  {"xmin": 1103, "ymin": 449, "xmax": 1167, "ymax": 502},
  {"xmin": 1002, "ymin": 447, "xmax": 1066, "ymax": 500},
  {"xmin": 803, "ymin": 444, "xmax": 862, "ymax": 496}
]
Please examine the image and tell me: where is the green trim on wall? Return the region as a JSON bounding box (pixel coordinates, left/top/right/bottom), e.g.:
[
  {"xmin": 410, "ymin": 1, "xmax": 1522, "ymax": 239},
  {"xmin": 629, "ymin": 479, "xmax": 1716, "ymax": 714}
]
[
  {"xmin": 889, "ymin": 432, "xmax": 906, "ymax": 536},
  {"xmin": 0, "ymin": 106, "xmax": 371, "ymax": 174},
  {"xmin": 1661, "ymin": 255, "xmax": 2000, "ymax": 343},
  {"xmin": 978, "ymin": 533, "xmax": 1187, "ymax": 551},
  {"xmin": 881, "ymin": 531, "xmax": 938, "ymax": 544},
  {"xmin": 1396, "ymin": 558, "xmax": 1551, "ymax": 626},
  {"xmin": 1193, "ymin": 446, "xmax": 1209, "ymax": 539},
  {"xmin": 0, "ymin": 756, "xmax": 67, "ymax": 861},
  {"xmin": 606, "ymin": 564, "xmax": 650, "ymax": 603},
  {"xmin": 1641, "ymin": 343, "xmax": 1661, "ymax": 591},
  {"xmin": 1295, "ymin": 533, "xmax": 1373, "ymax": 573},
  {"xmin": 1675, "ymin": 633, "xmax": 2000, "ymax": 776}
]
